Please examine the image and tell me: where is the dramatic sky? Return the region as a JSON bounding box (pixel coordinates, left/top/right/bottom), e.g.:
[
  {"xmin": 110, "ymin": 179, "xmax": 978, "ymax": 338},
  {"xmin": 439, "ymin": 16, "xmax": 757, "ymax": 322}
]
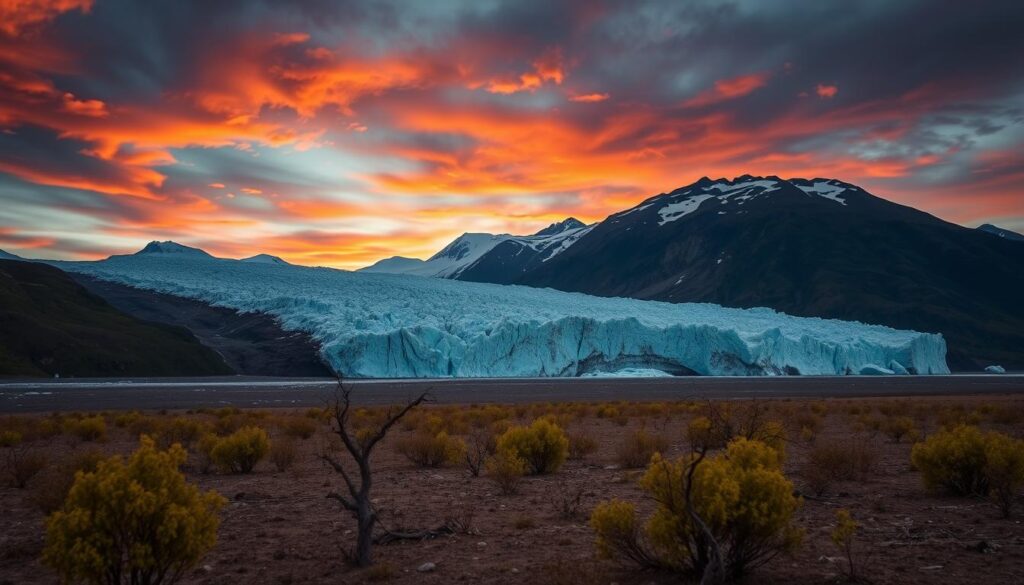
[{"xmin": 1, "ymin": 0, "xmax": 1022, "ymax": 268}]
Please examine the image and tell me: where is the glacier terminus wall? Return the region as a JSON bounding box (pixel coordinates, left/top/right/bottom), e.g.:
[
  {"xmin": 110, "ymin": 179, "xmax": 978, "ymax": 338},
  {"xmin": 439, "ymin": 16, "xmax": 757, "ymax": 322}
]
[{"xmin": 57, "ymin": 256, "xmax": 950, "ymax": 378}]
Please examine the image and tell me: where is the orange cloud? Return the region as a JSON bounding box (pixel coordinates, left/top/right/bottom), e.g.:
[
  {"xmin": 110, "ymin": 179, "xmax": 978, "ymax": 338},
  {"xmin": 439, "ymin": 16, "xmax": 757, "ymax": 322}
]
[
  {"xmin": 816, "ymin": 83, "xmax": 838, "ymax": 98},
  {"xmin": 569, "ymin": 92, "xmax": 609, "ymax": 103},
  {"xmin": 0, "ymin": 0, "xmax": 92, "ymax": 36},
  {"xmin": 684, "ymin": 72, "xmax": 769, "ymax": 108},
  {"xmin": 60, "ymin": 92, "xmax": 107, "ymax": 117},
  {"xmin": 476, "ymin": 47, "xmax": 565, "ymax": 94}
]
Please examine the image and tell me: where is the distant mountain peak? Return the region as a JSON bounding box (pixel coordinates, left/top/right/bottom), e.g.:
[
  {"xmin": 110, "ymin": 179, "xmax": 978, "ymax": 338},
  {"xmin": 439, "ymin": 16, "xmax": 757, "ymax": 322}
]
[
  {"xmin": 534, "ymin": 217, "xmax": 587, "ymax": 237},
  {"xmin": 978, "ymin": 224, "xmax": 1024, "ymax": 242},
  {"xmin": 241, "ymin": 253, "xmax": 290, "ymax": 265},
  {"xmin": 135, "ymin": 241, "xmax": 213, "ymax": 258}
]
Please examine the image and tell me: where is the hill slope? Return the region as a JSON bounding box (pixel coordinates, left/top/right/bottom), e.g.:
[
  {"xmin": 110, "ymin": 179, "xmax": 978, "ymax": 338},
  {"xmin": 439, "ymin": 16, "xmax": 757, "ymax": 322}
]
[{"xmin": 0, "ymin": 259, "xmax": 232, "ymax": 377}]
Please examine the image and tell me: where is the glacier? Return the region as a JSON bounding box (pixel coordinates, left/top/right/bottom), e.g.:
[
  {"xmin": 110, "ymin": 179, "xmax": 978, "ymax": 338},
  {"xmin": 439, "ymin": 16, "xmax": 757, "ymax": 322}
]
[{"xmin": 53, "ymin": 255, "xmax": 950, "ymax": 378}]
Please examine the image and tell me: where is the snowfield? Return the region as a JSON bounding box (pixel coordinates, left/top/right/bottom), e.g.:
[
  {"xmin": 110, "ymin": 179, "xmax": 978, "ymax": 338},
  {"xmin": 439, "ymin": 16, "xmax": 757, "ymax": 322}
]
[{"xmin": 56, "ymin": 255, "xmax": 949, "ymax": 378}]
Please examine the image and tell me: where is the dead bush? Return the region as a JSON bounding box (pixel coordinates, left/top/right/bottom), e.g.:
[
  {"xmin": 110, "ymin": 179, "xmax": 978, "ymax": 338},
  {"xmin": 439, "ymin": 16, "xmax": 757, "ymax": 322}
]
[
  {"xmin": 616, "ymin": 428, "xmax": 669, "ymax": 469},
  {"xmin": 551, "ymin": 484, "xmax": 586, "ymax": 520},
  {"xmin": 802, "ymin": 439, "xmax": 877, "ymax": 496},
  {"xmin": 270, "ymin": 436, "xmax": 299, "ymax": 472},
  {"xmin": 463, "ymin": 427, "xmax": 496, "ymax": 477},
  {"xmin": 3, "ymin": 445, "xmax": 47, "ymax": 488},
  {"xmin": 28, "ymin": 449, "xmax": 106, "ymax": 513},
  {"xmin": 568, "ymin": 431, "xmax": 598, "ymax": 461}
]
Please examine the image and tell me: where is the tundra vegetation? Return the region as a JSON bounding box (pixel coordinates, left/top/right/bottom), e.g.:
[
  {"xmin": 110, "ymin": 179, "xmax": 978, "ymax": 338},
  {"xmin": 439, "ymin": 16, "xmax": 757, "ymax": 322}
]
[{"xmin": 1, "ymin": 395, "xmax": 1023, "ymax": 584}]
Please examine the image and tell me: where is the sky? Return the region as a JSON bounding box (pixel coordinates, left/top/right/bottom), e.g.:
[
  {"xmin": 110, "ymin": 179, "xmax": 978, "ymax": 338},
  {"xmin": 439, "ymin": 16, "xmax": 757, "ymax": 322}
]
[{"xmin": 0, "ymin": 0, "xmax": 1022, "ymax": 268}]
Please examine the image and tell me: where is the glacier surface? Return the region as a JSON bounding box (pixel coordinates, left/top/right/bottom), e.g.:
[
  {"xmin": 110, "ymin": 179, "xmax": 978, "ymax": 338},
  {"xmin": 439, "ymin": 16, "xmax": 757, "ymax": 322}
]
[{"xmin": 55, "ymin": 255, "xmax": 949, "ymax": 378}]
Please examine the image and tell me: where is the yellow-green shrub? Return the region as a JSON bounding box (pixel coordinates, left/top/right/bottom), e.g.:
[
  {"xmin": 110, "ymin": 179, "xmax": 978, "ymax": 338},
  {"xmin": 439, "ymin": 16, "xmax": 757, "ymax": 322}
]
[
  {"xmin": 496, "ymin": 418, "xmax": 568, "ymax": 475},
  {"xmin": 486, "ymin": 451, "xmax": 526, "ymax": 495},
  {"xmin": 210, "ymin": 426, "xmax": 270, "ymax": 473},
  {"xmin": 43, "ymin": 437, "xmax": 224, "ymax": 584},
  {"xmin": 591, "ymin": 438, "xmax": 802, "ymax": 579},
  {"xmin": 985, "ymin": 433, "xmax": 1024, "ymax": 517},
  {"xmin": 395, "ymin": 431, "xmax": 465, "ymax": 467},
  {"xmin": 65, "ymin": 415, "xmax": 107, "ymax": 442},
  {"xmin": 912, "ymin": 425, "xmax": 991, "ymax": 496},
  {"xmin": 912, "ymin": 425, "xmax": 1024, "ymax": 517},
  {"xmin": 0, "ymin": 430, "xmax": 22, "ymax": 447}
]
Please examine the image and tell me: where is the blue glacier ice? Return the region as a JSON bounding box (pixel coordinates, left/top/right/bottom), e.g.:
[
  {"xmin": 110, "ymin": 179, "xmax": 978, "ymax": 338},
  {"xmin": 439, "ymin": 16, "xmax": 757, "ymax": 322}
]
[{"xmin": 54, "ymin": 255, "xmax": 950, "ymax": 378}]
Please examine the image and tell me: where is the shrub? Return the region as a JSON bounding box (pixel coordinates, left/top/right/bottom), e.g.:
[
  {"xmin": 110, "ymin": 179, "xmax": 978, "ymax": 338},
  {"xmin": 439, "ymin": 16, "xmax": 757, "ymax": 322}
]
[
  {"xmin": 281, "ymin": 416, "xmax": 318, "ymax": 439},
  {"xmin": 486, "ymin": 451, "xmax": 526, "ymax": 495},
  {"xmin": 911, "ymin": 425, "xmax": 992, "ymax": 496},
  {"xmin": 982, "ymin": 432, "xmax": 1024, "ymax": 517},
  {"xmin": 66, "ymin": 415, "xmax": 107, "ymax": 442},
  {"xmin": 157, "ymin": 417, "xmax": 208, "ymax": 449},
  {"xmin": 803, "ymin": 439, "xmax": 877, "ymax": 496},
  {"xmin": 2, "ymin": 445, "xmax": 47, "ymax": 488},
  {"xmin": 911, "ymin": 425, "xmax": 1024, "ymax": 516},
  {"xmin": 0, "ymin": 430, "xmax": 22, "ymax": 447},
  {"xmin": 616, "ymin": 428, "xmax": 669, "ymax": 469},
  {"xmin": 194, "ymin": 433, "xmax": 219, "ymax": 474},
  {"xmin": 210, "ymin": 426, "xmax": 270, "ymax": 473},
  {"xmin": 831, "ymin": 509, "xmax": 859, "ymax": 580},
  {"xmin": 43, "ymin": 437, "xmax": 225, "ymax": 585},
  {"xmin": 551, "ymin": 484, "xmax": 586, "ymax": 520},
  {"xmin": 882, "ymin": 416, "xmax": 917, "ymax": 443},
  {"xmin": 463, "ymin": 426, "xmax": 496, "ymax": 477},
  {"xmin": 395, "ymin": 431, "xmax": 465, "ymax": 468},
  {"xmin": 28, "ymin": 449, "xmax": 106, "ymax": 514},
  {"xmin": 270, "ymin": 436, "xmax": 298, "ymax": 472},
  {"xmin": 568, "ymin": 431, "xmax": 599, "ymax": 461},
  {"xmin": 496, "ymin": 419, "xmax": 568, "ymax": 475},
  {"xmin": 591, "ymin": 438, "xmax": 802, "ymax": 579}
]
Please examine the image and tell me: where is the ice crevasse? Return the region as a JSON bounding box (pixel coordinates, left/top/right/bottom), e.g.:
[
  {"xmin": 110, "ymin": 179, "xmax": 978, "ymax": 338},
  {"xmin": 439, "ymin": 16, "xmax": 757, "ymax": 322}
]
[{"xmin": 58, "ymin": 256, "xmax": 950, "ymax": 378}]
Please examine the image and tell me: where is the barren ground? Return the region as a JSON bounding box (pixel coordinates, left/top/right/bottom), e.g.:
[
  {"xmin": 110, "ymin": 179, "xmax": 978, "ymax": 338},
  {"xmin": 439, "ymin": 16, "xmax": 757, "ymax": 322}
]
[{"xmin": 2, "ymin": 395, "xmax": 1023, "ymax": 585}]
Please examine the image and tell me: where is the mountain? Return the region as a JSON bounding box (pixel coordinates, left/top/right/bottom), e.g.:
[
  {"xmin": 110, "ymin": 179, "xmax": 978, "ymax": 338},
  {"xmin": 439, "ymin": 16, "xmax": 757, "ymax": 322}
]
[
  {"xmin": 978, "ymin": 223, "xmax": 1024, "ymax": 242},
  {"xmin": 241, "ymin": 253, "xmax": 290, "ymax": 265},
  {"xmin": 357, "ymin": 218, "xmax": 593, "ymax": 281},
  {"xmin": 132, "ymin": 240, "xmax": 214, "ymax": 258},
  {"xmin": 378, "ymin": 176, "xmax": 1022, "ymax": 370},
  {"xmin": 0, "ymin": 248, "xmax": 23, "ymax": 261},
  {"xmin": 0, "ymin": 259, "xmax": 232, "ymax": 377},
  {"xmin": 513, "ymin": 175, "xmax": 1024, "ymax": 370}
]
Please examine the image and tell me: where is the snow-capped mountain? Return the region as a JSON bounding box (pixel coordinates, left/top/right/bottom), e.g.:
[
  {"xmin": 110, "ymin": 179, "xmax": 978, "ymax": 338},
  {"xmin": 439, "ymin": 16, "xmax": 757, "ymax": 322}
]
[
  {"xmin": 364, "ymin": 176, "xmax": 1022, "ymax": 369},
  {"xmin": 51, "ymin": 252, "xmax": 948, "ymax": 377},
  {"xmin": 241, "ymin": 253, "xmax": 290, "ymax": 265},
  {"xmin": 358, "ymin": 218, "xmax": 593, "ymax": 280},
  {"xmin": 978, "ymin": 223, "xmax": 1024, "ymax": 242},
  {"xmin": 514, "ymin": 175, "xmax": 1024, "ymax": 370}
]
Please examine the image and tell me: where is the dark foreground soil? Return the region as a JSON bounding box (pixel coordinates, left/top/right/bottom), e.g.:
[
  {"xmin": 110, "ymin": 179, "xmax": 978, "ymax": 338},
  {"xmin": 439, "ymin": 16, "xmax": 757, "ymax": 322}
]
[
  {"xmin": 71, "ymin": 275, "xmax": 332, "ymax": 377},
  {"xmin": 2, "ymin": 395, "xmax": 1023, "ymax": 585}
]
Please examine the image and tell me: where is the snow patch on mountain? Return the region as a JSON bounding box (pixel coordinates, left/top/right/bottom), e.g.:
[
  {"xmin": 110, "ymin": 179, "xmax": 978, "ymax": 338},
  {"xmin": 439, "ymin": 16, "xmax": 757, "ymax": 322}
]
[
  {"xmin": 55, "ymin": 255, "xmax": 949, "ymax": 378},
  {"xmin": 794, "ymin": 180, "xmax": 849, "ymax": 205}
]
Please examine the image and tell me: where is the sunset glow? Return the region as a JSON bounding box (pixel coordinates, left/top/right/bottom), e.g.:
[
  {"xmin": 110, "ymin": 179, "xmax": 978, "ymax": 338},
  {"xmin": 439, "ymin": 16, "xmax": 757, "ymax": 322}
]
[{"xmin": 1, "ymin": 0, "xmax": 1022, "ymax": 267}]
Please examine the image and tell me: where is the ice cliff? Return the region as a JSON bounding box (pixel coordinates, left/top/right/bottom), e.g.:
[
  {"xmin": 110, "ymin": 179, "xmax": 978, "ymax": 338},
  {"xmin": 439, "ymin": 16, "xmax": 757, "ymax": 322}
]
[{"xmin": 56, "ymin": 256, "xmax": 950, "ymax": 378}]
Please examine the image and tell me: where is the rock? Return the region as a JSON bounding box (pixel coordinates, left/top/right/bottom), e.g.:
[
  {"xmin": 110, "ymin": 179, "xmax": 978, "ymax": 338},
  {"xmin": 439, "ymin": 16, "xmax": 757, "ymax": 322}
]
[
  {"xmin": 476, "ymin": 541, "xmax": 487, "ymax": 547},
  {"xmin": 985, "ymin": 365, "xmax": 1006, "ymax": 374},
  {"xmin": 417, "ymin": 562, "xmax": 437, "ymax": 573}
]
